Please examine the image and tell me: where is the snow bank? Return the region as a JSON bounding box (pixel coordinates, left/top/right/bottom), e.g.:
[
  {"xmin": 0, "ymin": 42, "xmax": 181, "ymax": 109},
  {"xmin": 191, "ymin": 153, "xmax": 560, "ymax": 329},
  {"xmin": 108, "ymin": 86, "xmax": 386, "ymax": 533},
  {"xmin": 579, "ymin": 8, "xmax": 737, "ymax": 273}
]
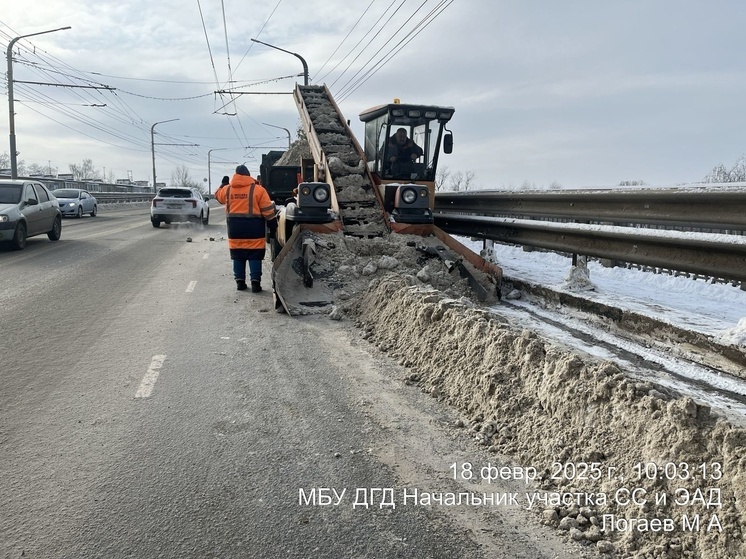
[
  {"xmin": 352, "ymin": 277, "xmax": 746, "ymax": 559},
  {"xmin": 719, "ymin": 318, "xmax": 746, "ymax": 347}
]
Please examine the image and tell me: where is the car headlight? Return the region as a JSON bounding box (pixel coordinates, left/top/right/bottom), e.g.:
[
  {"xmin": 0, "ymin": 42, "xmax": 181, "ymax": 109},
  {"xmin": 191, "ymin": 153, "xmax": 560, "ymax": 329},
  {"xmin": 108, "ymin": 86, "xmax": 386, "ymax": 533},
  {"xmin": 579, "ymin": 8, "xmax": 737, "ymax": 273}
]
[
  {"xmin": 68, "ymin": 202, "xmax": 76, "ymax": 207},
  {"xmin": 0, "ymin": 215, "xmax": 8, "ymax": 223}
]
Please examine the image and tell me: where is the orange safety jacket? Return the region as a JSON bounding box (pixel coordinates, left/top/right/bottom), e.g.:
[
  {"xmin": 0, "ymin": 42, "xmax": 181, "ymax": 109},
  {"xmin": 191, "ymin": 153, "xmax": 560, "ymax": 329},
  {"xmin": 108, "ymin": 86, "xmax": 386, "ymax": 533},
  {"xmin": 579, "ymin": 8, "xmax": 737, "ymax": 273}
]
[{"xmin": 215, "ymin": 174, "xmax": 277, "ymax": 250}]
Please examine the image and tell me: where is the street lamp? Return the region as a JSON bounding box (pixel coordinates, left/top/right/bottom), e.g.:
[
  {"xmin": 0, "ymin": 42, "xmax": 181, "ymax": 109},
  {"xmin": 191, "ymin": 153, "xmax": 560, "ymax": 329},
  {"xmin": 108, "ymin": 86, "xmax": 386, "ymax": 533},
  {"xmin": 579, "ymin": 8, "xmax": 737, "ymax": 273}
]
[
  {"xmin": 151, "ymin": 119, "xmax": 179, "ymax": 191},
  {"xmin": 7, "ymin": 26, "xmax": 71, "ymax": 179},
  {"xmin": 262, "ymin": 123, "xmax": 292, "ymax": 149},
  {"xmin": 206, "ymin": 148, "xmax": 250, "ymax": 194},
  {"xmin": 207, "ymin": 148, "xmax": 231, "ymax": 195},
  {"xmin": 250, "ymin": 38, "xmax": 308, "ymax": 86}
]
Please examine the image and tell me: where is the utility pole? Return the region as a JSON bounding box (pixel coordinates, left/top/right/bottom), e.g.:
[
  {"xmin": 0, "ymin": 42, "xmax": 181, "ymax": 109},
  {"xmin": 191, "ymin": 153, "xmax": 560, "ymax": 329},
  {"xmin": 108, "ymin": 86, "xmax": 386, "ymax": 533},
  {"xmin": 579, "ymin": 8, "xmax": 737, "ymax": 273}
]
[{"xmin": 7, "ymin": 26, "xmax": 71, "ymax": 179}]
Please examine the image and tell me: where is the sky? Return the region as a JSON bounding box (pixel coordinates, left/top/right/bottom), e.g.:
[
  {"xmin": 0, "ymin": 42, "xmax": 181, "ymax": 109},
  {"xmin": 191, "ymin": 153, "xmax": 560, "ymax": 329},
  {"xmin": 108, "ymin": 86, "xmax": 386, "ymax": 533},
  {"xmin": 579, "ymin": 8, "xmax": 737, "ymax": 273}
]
[{"xmin": 2, "ymin": 0, "xmax": 746, "ymax": 190}]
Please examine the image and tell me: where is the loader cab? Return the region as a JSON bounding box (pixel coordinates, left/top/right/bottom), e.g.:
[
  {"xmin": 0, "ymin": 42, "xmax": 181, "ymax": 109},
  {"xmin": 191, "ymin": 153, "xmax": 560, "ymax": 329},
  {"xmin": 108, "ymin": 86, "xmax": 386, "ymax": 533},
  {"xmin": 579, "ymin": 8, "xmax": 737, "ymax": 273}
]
[{"xmin": 360, "ymin": 101, "xmax": 454, "ymax": 183}]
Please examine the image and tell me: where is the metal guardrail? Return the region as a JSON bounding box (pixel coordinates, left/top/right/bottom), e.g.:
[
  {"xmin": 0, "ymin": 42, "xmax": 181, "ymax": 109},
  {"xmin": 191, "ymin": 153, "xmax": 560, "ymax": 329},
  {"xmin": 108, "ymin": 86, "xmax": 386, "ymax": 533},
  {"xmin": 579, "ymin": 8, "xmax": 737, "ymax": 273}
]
[
  {"xmin": 94, "ymin": 193, "xmax": 155, "ymax": 203},
  {"xmin": 435, "ymin": 188, "xmax": 746, "ymax": 231},
  {"xmin": 434, "ymin": 214, "xmax": 746, "ymax": 282},
  {"xmin": 434, "ymin": 187, "xmax": 746, "ymax": 284}
]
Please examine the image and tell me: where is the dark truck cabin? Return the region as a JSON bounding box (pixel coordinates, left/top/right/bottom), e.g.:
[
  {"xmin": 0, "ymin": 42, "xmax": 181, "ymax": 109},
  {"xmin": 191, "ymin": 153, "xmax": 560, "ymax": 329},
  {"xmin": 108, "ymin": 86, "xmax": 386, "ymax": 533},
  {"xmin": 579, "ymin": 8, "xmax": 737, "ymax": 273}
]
[{"xmin": 359, "ymin": 102, "xmax": 454, "ymax": 184}]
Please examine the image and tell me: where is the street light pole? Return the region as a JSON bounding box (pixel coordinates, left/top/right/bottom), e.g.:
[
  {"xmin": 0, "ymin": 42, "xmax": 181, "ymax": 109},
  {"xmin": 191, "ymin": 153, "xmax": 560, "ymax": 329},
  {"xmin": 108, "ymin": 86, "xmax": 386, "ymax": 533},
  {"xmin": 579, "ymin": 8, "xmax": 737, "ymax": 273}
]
[
  {"xmin": 250, "ymin": 38, "xmax": 308, "ymax": 86},
  {"xmin": 7, "ymin": 26, "xmax": 71, "ymax": 179},
  {"xmin": 262, "ymin": 123, "xmax": 292, "ymax": 148},
  {"xmin": 207, "ymin": 148, "xmax": 230, "ymax": 195},
  {"xmin": 151, "ymin": 119, "xmax": 179, "ymax": 191}
]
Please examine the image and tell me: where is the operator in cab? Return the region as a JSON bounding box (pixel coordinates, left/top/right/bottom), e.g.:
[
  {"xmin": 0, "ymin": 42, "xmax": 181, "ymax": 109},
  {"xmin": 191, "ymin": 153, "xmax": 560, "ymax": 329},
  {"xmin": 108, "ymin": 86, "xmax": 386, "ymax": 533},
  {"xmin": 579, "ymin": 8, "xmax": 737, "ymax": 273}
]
[{"xmin": 386, "ymin": 128, "xmax": 423, "ymax": 178}]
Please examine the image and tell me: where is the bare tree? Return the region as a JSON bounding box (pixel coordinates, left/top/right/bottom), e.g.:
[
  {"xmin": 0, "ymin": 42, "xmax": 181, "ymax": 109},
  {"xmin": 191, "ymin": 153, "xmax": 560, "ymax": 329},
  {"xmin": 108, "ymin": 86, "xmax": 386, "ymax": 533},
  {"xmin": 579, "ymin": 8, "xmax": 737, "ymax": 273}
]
[
  {"xmin": 436, "ymin": 166, "xmax": 476, "ymax": 191},
  {"xmin": 704, "ymin": 154, "xmax": 746, "ymax": 183},
  {"xmin": 0, "ymin": 152, "xmax": 27, "ymax": 175},
  {"xmin": 519, "ymin": 180, "xmax": 537, "ymax": 190},
  {"xmin": 435, "ymin": 166, "xmax": 451, "ymax": 191},
  {"xmin": 451, "ymin": 170, "xmax": 476, "ymax": 192},
  {"xmin": 171, "ymin": 165, "xmax": 202, "ymax": 191},
  {"xmin": 729, "ymin": 155, "xmax": 746, "ymax": 182},
  {"xmin": 69, "ymin": 159, "xmax": 100, "ymax": 181},
  {"xmin": 27, "ymin": 163, "xmax": 56, "ymax": 176}
]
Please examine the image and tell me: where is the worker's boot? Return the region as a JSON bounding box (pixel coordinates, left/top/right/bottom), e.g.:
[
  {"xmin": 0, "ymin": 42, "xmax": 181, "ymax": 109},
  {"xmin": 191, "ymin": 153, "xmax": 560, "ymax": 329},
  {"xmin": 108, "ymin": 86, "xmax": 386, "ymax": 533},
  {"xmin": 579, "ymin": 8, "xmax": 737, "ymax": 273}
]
[{"xmin": 251, "ymin": 280, "xmax": 262, "ymax": 293}]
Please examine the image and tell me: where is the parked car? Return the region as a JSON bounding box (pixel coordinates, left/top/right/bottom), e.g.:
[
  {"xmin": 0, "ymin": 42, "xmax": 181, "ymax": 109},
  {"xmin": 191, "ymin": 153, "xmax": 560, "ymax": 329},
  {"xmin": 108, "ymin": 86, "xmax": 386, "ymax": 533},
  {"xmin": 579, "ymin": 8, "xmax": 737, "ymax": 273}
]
[
  {"xmin": 150, "ymin": 187, "xmax": 209, "ymax": 228},
  {"xmin": 51, "ymin": 188, "xmax": 98, "ymax": 218},
  {"xmin": 0, "ymin": 180, "xmax": 62, "ymax": 249}
]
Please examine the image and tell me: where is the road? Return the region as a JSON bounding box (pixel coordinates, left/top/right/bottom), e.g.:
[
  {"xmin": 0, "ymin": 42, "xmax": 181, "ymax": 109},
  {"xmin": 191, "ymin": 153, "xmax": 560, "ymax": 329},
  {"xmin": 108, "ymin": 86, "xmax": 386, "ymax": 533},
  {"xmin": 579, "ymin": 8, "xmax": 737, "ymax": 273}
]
[{"xmin": 0, "ymin": 204, "xmax": 596, "ymax": 559}]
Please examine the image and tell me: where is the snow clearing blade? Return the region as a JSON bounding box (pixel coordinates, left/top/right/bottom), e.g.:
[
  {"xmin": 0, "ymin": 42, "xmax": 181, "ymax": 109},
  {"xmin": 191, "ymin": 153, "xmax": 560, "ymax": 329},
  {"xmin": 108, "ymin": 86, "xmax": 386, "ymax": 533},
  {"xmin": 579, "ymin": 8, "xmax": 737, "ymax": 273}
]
[{"xmin": 272, "ymin": 226, "xmax": 340, "ymax": 316}]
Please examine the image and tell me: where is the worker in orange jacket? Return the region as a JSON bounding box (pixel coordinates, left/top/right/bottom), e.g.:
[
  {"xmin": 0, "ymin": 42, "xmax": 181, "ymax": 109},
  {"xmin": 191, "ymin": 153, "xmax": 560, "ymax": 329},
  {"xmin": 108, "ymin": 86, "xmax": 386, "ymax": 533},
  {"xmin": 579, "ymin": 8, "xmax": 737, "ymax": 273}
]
[{"xmin": 215, "ymin": 165, "xmax": 278, "ymax": 292}]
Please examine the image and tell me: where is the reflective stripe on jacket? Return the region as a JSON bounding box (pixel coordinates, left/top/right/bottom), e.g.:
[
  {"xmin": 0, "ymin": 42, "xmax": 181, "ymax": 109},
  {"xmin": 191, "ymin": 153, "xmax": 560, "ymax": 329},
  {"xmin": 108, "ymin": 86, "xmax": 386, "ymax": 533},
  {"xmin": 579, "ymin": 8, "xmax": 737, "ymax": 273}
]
[{"xmin": 215, "ymin": 174, "xmax": 277, "ymax": 250}]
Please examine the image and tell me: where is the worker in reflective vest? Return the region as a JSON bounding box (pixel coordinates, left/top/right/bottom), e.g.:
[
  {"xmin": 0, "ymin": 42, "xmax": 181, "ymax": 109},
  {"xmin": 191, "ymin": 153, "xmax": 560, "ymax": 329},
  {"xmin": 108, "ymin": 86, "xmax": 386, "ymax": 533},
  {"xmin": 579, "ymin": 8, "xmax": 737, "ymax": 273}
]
[{"xmin": 215, "ymin": 165, "xmax": 277, "ymax": 292}]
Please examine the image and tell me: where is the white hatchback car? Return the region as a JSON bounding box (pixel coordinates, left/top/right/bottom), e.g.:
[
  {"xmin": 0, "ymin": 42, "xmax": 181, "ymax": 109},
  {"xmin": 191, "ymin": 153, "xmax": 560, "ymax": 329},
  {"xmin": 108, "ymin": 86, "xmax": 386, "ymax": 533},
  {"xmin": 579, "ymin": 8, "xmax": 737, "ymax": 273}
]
[{"xmin": 151, "ymin": 187, "xmax": 209, "ymax": 227}]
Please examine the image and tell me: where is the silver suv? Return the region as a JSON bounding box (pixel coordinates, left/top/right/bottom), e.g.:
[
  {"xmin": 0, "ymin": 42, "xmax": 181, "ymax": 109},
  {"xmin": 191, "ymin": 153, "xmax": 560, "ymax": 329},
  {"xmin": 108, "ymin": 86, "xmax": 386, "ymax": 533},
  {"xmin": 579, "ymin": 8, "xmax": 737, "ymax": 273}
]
[{"xmin": 151, "ymin": 187, "xmax": 209, "ymax": 228}]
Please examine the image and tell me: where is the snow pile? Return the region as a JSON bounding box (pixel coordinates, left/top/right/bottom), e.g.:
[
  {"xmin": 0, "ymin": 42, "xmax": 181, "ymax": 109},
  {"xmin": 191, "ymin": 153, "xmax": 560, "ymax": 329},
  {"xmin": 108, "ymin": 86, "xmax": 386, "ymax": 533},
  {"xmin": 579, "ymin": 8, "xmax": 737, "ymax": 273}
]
[
  {"xmin": 719, "ymin": 317, "xmax": 746, "ymax": 347},
  {"xmin": 561, "ymin": 261, "xmax": 596, "ymax": 292},
  {"xmin": 276, "ymin": 232, "xmax": 478, "ymax": 315},
  {"xmin": 351, "ymin": 276, "xmax": 746, "ymax": 559},
  {"xmin": 274, "ymin": 142, "xmax": 307, "ymax": 167}
]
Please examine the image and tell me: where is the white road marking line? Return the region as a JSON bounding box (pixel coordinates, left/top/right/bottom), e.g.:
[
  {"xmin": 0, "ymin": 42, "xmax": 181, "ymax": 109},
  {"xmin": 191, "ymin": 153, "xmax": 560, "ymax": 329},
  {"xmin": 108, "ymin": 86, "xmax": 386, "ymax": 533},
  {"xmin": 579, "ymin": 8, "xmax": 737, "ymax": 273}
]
[
  {"xmin": 186, "ymin": 280, "xmax": 197, "ymax": 293},
  {"xmin": 135, "ymin": 355, "xmax": 166, "ymax": 399}
]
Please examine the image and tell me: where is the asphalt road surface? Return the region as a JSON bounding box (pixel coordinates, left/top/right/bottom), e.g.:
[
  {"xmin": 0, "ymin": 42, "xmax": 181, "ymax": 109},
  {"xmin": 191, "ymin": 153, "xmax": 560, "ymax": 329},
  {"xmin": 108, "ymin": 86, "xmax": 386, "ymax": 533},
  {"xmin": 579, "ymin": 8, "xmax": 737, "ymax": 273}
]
[{"xmin": 0, "ymin": 204, "xmax": 595, "ymax": 559}]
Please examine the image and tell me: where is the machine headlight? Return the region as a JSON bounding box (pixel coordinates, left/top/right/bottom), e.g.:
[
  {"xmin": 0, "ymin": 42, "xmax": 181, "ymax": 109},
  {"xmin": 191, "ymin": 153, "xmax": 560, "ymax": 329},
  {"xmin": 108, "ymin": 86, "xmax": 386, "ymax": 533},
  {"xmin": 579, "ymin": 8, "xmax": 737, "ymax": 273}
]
[
  {"xmin": 0, "ymin": 215, "xmax": 8, "ymax": 223},
  {"xmin": 401, "ymin": 187, "xmax": 418, "ymax": 204},
  {"xmin": 312, "ymin": 186, "xmax": 329, "ymax": 203},
  {"xmin": 68, "ymin": 202, "xmax": 76, "ymax": 207},
  {"xmin": 297, "ymin": 182, "xmax": 332, "ymax": 210}
]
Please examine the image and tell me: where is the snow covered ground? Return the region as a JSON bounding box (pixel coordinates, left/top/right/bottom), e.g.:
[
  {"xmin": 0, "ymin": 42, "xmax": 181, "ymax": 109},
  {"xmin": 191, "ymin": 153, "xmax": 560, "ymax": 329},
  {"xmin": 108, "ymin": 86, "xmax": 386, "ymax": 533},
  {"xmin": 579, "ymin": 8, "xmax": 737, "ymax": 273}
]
[
  {"xmin": 458, "ymin": 238, "xmax": 746, "ymax": 348},
  {"xmin": 455, "ymin": 238, "xmax": 746, "ymax": 425}
]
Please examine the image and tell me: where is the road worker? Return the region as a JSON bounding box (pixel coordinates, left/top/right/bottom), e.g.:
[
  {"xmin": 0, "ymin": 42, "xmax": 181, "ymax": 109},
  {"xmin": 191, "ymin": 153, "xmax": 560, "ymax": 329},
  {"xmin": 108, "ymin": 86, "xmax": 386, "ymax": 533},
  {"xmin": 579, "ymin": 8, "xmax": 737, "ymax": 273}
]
[{"xmin": 214, "ymin": 165, "xmax": 278, "ymax": 292}]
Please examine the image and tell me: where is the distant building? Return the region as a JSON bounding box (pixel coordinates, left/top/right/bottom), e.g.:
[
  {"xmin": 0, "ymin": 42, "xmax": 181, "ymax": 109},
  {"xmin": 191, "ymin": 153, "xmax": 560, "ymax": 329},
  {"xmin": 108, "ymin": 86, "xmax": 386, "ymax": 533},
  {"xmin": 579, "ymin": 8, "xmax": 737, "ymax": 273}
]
[
  {"xmin": 116, "ymin": 178, "xmax": 132, "ymax": 185},
  {"xmin": 133, "ymin": 180, "xmax": 149, "ymax": 187}
]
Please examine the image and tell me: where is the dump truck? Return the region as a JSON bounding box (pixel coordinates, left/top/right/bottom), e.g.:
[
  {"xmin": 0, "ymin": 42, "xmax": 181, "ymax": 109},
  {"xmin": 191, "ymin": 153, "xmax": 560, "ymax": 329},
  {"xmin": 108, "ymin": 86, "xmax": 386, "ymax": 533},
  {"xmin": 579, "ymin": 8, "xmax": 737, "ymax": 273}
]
[{"xmin": 265, "ymin": 84, "xmax": 502, "ymax": 315}]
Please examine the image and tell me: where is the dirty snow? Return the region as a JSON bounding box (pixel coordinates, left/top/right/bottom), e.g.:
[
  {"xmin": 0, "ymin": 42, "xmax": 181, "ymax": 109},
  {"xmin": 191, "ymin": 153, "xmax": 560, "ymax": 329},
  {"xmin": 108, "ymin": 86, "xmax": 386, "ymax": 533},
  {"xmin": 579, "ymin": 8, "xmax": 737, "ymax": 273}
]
[{"xmin": 348, "ymin": 277, "xmax": 746, "ymax": 559}]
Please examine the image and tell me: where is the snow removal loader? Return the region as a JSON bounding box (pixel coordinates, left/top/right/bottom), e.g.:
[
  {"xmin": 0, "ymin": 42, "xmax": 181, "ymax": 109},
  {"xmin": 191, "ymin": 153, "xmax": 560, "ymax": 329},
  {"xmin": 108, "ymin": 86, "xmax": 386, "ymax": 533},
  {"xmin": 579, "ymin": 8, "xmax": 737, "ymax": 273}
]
[{"xmin": 266, "ymin": 84, "xmax": 502, "ymax": 315}]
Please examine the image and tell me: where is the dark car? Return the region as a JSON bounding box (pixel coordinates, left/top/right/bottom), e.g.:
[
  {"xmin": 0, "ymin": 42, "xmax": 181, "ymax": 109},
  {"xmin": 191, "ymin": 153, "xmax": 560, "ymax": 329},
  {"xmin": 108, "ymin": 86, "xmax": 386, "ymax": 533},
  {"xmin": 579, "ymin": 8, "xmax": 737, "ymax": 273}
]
[
  {"xmin": 0, "ymin": 180, "xmax": 62, "ymax": 249},
  {"xmin": 51, "ymin": 188, "xmax": 98, "ymax": 218}
]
